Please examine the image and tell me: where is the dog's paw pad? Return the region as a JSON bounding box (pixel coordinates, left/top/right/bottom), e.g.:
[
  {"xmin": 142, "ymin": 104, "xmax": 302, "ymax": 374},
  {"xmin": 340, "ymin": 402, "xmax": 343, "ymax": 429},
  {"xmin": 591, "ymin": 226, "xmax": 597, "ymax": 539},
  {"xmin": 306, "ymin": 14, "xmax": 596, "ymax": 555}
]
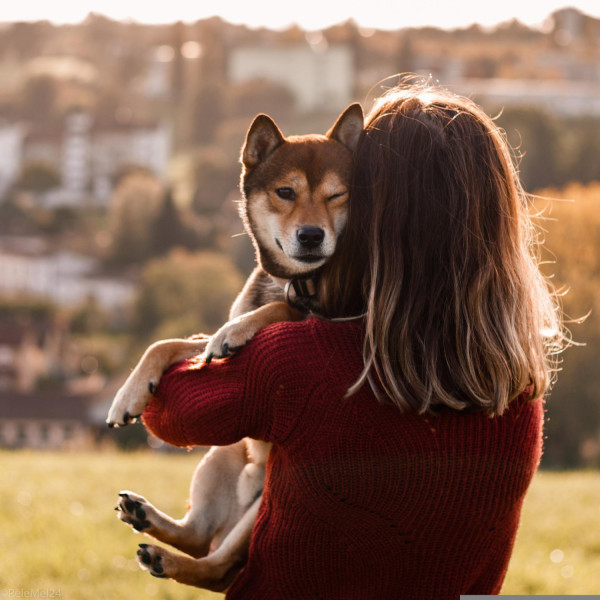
[
  {"xmin": 117, "ymin": 492, "xmax": 153, "ymax": 532},
  {"xmin": 137, "ymin": 544, "xmax": 168, "ymax": 578}
]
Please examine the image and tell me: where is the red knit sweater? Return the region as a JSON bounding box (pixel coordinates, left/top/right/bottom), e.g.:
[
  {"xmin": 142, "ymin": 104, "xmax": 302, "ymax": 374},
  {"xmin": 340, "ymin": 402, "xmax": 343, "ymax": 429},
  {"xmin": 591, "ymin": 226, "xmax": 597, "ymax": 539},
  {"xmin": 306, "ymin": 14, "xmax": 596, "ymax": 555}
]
[{"xmin": 143, "ymin": 317, "xmax": 543, "ymax": 600}]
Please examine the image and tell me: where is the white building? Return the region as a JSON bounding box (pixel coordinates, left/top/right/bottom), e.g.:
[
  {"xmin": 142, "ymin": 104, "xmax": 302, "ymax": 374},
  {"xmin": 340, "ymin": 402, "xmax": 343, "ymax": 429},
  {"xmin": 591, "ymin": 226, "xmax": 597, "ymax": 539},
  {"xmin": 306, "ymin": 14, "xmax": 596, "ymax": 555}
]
[
  {"xmin": 62, "ymin": 112, "xmax": 93, "ymax": 196},
  {"xmin": 456, "ymin": 79, "xmax": 600, "ymax": 116},
  {"xmin": 92, "ymin": 122, "xmax": 172, "ymax": 203},
  {"xmin": 20, "ymin": 114, "xmax": 171, "ymax": 207},
  {"xmin": 0, "ymin": 236, "xmax": 135, "ymax": 313},
  {"xmin": 229, "ymin": 44, "xmax": 354, "ymax": 113},
  {"xmin": 0, "ymin": 123, "xmax": 25, "ymax": 198}
]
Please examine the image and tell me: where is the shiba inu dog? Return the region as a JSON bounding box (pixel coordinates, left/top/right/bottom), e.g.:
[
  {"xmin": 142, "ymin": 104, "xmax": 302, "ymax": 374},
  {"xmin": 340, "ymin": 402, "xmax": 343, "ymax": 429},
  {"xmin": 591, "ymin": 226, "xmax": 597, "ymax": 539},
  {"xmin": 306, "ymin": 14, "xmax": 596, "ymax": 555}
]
[{"xmin": 107, "ymin": 103, "xmax": 364, "ymax": 590}]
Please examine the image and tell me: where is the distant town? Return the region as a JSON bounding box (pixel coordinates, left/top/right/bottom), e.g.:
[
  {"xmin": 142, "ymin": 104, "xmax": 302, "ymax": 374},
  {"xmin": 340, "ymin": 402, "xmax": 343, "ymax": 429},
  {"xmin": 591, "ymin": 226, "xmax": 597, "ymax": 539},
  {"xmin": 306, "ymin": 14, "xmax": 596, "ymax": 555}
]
[{"xmin": 0, "ymin": 8, "xmax": 599, "ymax": 462}]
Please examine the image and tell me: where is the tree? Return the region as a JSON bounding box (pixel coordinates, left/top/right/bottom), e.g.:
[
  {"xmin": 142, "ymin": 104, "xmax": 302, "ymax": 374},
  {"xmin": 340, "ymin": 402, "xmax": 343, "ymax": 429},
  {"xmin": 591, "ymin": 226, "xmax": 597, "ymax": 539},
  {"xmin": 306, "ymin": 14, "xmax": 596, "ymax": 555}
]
[
  {"xmin": 496, "ymin": 107, "xmax": 561, "ymax": 191},
  {"xmin": 70, "ymin": 297, "xmax": 110, "ymax": 335},
  {"xmin": 566, "ymin": 117, "xmax": 600, "ymax": 184},
  {"xmin": 396, "ymin": 33, "xmax": 416, "ymax": 74},
  {"xmin": 133, "ymin": 249, "xmax": 244, "ymax": 340},
  {"xmin": 149, "ymin": 188, "xmax": 195, "ymax": 256},
  {"xmin": 22, "ymin": 75, "xmax": 58, "ymax": 123},
  {"xmin": 0, "ymin": 194, "xmax": 32, "ymax": 235},
  {"xmin": 18, "ymin": 161, "xmax": 61, "ymax": 193},
  {"xmin": 532, "ymin": 183, "xmax": 600, "ymax": 467},
  {"xmin": 192, "ymin": 83, "xmax": 225, "ymax": 144},
  {"xmin": 192, "ymin": 150, "xmax": 240, "ymax": 216},
  {"xmin": 108, "ymin": 170, "xmax": 164, "ymax": 264}
]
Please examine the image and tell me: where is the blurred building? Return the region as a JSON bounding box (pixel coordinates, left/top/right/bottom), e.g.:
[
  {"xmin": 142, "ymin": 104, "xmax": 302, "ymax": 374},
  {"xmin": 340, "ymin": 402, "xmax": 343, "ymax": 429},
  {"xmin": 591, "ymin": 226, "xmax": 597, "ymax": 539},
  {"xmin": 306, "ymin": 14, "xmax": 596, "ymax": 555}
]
[
  {"xmin": 0, "ymin": 236, "xmax": 135, "ymax": 313},
  {"xmin": 91, "ymin": 120, "xmax": 171, "ymax": 203},
  {"xmin": 0, "ymin": 317, "xmax": 59, "ymax": 393},
  {"xmin": 0, "ymin": 384, "xmax": 118, "ymax": 450},
  {"xmin": 456, "ymin": 79, "xmax": 600, "ymax": 116},
  {"xmin": 19, "ymin": 112, "xmax": 171, "ymax": 207},
  {"xmin": 0, "ymin": 391, "xmax": 92, "ymax": 449},
  {"xmin": 0, "ymin": 122, "xmax": 25, "ymax": 198},
  {"xmin": 228, "ymin": 44, "xmax": 354, "ymax": 113},
  {"xmin": 0, "ymin": 311, "xmax": 125, "ymax": 450},
  {"xmin": 59, "ymin": 111, "xmax": 93, "ymax": 203}
]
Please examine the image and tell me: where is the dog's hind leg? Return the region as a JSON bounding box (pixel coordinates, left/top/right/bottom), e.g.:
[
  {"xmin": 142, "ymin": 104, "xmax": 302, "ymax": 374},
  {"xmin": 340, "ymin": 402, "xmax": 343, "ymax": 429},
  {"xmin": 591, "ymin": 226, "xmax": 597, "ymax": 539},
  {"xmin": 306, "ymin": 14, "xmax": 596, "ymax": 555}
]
[
  {"xmin": 117, "ymin": 490, "xmax": 211, "ymax": 558},
  {"xmin": 117, "ymin": 441, "xmax": 251, "ymax": 558},
  {"xmin": 135, "ymin": 496, "xmax": 260, "ymax": 592}
]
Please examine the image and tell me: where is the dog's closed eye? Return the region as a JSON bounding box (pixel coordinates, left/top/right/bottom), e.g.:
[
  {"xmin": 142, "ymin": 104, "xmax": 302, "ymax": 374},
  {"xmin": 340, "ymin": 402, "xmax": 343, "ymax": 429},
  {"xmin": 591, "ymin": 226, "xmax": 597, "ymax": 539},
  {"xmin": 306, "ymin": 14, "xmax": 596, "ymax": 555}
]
[{"xmin": 328, "ymin": 192, "xmax": 347, "ymax": 201}]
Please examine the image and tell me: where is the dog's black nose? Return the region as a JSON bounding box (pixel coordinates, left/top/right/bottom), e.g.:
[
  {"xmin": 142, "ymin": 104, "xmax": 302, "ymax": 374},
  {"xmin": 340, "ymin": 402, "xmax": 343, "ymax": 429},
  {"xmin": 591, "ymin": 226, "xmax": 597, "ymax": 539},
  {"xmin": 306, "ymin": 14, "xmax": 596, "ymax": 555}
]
[{"xmin": 297, "ymin": 226, "xmax": 324, "ymax": 249}]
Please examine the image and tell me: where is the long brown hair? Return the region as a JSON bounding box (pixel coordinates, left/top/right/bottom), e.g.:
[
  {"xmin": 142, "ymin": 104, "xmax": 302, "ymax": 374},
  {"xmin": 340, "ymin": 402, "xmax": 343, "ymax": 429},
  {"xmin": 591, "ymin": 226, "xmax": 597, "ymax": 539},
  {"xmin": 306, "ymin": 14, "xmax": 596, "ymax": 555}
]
[{"xmin": 319, "ymin": 81, "xmax": 565, "ymax": 415}]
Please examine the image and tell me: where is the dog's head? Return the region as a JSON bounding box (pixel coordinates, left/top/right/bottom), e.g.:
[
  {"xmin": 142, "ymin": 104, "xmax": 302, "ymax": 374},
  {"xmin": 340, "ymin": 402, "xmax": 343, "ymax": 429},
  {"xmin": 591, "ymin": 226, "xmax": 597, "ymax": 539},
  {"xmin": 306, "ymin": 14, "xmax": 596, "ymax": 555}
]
[{"xmin": 239, "ymin": 103, "xmax": 363, "ymax": 280}]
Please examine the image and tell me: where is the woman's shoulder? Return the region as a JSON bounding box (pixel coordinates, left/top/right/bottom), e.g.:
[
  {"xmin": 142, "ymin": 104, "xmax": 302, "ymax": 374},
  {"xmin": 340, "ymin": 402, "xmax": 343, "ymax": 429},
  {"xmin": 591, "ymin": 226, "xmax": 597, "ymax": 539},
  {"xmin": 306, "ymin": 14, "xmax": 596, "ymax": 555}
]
[
  {"xmin": 239, "ymin": 317, "xmax": 364, "ymax": 381},
  {"xmin": 253, "ymin": 316, "xmax": 363, "ymax": 346}
]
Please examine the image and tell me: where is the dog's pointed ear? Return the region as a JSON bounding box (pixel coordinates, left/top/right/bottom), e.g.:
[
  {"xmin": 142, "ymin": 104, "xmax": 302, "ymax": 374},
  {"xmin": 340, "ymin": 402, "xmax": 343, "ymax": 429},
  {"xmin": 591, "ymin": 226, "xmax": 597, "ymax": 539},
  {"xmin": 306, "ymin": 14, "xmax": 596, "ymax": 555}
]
[
  {"xmin": 241, "ymin": 114, "xmax": 285, "ymax": 169},
  {"xmin": 327, "ymin": 103, "xmax": 363, "ymax": 152}
]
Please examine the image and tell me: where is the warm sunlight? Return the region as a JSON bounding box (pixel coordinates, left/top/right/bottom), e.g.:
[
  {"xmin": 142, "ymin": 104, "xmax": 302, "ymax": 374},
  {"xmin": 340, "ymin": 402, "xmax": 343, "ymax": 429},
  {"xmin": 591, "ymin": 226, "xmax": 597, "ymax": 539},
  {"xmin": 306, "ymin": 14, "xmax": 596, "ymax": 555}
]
[
  {"xmin": 2, "ymin": 0, "xmax": 600, "ymax": 30},
  {"xmin": 2, "ymin": 0, "xmax": 600, "ymax": 595}
]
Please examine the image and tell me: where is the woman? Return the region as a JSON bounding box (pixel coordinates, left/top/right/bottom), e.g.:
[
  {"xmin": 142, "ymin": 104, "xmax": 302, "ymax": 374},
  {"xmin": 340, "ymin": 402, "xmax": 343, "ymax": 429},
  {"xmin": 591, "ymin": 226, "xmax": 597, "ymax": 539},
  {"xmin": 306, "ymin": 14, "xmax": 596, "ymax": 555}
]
[{"xmin": 139, "ymin": 82, "xmax": 564, "ymax": 598}]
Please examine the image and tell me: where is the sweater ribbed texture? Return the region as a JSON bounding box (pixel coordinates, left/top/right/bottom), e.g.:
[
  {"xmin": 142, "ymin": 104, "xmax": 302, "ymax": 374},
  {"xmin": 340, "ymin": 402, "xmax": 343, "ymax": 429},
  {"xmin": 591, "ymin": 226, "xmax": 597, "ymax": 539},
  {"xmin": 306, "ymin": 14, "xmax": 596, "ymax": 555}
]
[{"xmin": 143, "ymin": 317, "xmax": 543, "ymax": 600}]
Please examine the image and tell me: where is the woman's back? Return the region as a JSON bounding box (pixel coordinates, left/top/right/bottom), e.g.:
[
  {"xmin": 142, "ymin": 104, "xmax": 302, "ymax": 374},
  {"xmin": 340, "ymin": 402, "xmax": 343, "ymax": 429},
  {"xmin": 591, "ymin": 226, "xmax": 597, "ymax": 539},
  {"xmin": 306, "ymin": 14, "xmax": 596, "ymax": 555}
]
[{"xmin": 147, "ymin": 317, "xmax": 543, "ymax": 599}]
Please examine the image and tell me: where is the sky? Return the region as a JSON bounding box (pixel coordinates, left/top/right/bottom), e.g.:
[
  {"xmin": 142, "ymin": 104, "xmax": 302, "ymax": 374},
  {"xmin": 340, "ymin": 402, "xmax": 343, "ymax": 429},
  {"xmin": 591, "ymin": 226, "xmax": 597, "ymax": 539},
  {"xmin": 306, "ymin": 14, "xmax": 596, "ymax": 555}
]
[{"xmin": 1, "ymin": 0, "xmax": 600, "ymax": 31}]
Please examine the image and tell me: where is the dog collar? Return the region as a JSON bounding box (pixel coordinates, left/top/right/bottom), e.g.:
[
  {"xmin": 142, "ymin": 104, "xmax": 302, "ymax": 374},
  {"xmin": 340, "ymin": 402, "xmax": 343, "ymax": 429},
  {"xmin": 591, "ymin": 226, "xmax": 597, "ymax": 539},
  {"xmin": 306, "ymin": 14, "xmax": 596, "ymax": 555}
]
[{"xmin": 284, "ymin": 275, "xmax": 319, "ymax": 313}]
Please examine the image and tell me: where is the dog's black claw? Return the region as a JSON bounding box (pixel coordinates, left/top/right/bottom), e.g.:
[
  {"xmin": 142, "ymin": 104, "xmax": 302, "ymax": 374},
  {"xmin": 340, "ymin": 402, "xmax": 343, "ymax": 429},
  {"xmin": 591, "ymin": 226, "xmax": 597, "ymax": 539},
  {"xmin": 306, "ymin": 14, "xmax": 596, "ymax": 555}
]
[
  {"xmin": 139, "ymin": 543, "xmax": 148, "ymax": 549},
  {"xmin": 205, "ymin": 353, "xmax": 214, "ymax": 365},
  {"xmin": 221, "ymin": 343, "xmax": 229, "ymax": 356},
  {"xmin": 123, "ymin": 410, "xmax": 131, "ymax": 424},
  {"xmin": 107, "ymin": 422, "xmax": 115, "ymax": 428},
  {"xmin": 118, "ymin": 492, "xmax": 128, "ymax": 497},
  {"xmin": 148, "ymin": 381, "xmax": 156, "ymax": 395},
  {"xmin": 150, "ymin": 572, "xmax": 166, "ymax": 578}
]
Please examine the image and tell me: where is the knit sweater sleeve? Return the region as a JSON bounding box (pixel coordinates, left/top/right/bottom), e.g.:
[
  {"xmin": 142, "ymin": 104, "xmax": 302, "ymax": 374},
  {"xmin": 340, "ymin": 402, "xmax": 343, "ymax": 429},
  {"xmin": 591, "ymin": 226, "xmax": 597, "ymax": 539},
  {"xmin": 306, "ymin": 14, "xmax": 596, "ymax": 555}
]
[{"xmin": 141, "ymin": 322, "xmax": 309, "ymax": 448}]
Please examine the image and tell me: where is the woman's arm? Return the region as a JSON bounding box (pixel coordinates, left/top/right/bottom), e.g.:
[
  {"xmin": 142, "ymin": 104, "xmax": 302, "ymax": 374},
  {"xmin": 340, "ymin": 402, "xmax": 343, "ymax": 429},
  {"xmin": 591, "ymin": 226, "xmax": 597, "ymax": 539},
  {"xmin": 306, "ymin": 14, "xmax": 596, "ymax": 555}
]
[
  {"xmin": 141, "ymin": 320, "xmax": 316, "ymax": 448},
  {"xmin": 142, "ymin": 347, "xmax": 273, "ymax": 448}
]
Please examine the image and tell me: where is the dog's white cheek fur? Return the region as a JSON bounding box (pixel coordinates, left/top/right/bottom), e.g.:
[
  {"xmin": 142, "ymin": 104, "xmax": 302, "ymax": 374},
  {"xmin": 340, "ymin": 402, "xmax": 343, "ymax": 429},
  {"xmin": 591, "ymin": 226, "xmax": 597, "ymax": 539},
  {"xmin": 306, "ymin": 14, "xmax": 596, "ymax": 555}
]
[
  {"xmin": 249, "ymin": 199, "xmax": 305, "ymax": 273},
  {"xmin": 248, "ymin": 194, "xmax": 280, "ymax": 252},
  {"xmin": 333, "ymin": 211, "xmax": 348, "ymax": 238}
]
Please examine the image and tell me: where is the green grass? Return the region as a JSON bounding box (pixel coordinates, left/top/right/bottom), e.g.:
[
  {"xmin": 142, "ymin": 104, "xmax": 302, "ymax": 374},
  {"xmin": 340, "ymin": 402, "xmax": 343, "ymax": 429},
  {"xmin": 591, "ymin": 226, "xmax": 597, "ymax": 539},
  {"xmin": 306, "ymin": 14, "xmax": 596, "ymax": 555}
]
[
  {"xmin": 0, "ymin": 451, "xmax": 599, "ymax": 597},
  {"xmin": 0, "ymin": 450, "xmax": 222, "ymax": 600},
  {"xmin": 503, "ymin": 471, "xmax": 600, "ymax": 595}
]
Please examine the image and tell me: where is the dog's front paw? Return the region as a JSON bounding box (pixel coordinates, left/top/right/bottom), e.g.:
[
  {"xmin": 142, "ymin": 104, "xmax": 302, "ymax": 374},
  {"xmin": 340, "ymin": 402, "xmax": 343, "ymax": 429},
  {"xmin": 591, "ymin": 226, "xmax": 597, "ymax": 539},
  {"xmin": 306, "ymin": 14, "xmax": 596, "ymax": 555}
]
[
  {"xmin": 205, "ymin": 319, "xmax": 258, "ymax": 364},
  {"xmin": 106, "ymin": 375, "xmax": 155, "ymax": 428}
]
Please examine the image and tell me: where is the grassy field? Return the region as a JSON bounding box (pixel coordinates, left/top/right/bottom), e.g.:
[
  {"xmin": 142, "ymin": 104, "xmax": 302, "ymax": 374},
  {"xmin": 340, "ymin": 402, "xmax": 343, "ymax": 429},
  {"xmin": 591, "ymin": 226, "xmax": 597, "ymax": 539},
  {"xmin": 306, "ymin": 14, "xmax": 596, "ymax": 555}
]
[{"xmin": 1, "ymin": 451, "xmax": 599, "ymax": 598}]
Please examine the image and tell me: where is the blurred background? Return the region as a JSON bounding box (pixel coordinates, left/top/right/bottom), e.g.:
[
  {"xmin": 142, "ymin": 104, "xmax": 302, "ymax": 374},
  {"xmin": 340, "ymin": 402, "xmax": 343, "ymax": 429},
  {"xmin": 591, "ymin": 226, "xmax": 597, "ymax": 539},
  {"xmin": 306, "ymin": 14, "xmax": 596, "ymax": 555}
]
[{"xmin": 0, "ymin": 1, "xmax": 599, "ymax": 468}]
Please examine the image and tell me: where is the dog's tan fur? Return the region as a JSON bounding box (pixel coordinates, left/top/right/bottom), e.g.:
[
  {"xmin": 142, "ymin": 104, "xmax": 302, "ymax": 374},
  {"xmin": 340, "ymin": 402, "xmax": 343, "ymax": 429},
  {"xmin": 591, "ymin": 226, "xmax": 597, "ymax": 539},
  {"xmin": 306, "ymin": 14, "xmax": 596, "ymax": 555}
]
[{"xmin": 107, "ymin": 103, "xmax": 363, "ymax": 591}]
